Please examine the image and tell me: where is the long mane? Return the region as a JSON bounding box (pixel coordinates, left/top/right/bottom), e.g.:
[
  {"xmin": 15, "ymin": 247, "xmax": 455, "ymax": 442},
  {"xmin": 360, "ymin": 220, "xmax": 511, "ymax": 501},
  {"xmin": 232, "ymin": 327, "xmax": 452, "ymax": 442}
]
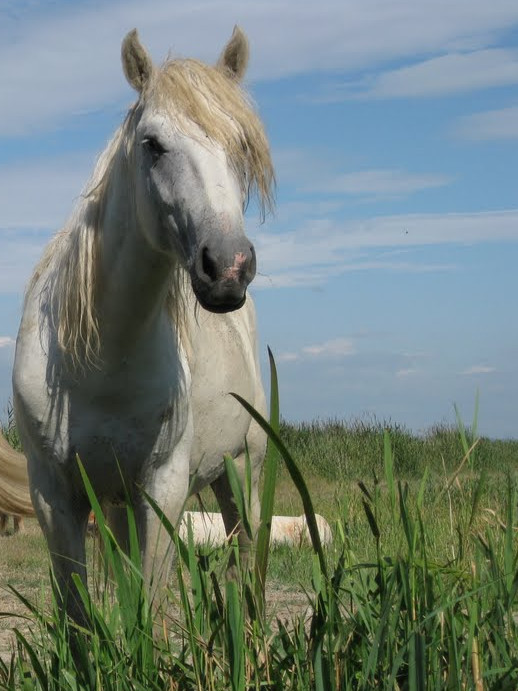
[{"xmin": 27, "ymin": 56, "xmax": 275, "ymax": 371}]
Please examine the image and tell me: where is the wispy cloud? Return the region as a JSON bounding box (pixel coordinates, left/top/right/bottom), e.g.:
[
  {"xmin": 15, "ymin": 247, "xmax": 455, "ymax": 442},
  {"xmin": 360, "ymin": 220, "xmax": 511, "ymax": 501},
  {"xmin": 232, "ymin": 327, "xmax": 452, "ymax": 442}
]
[
  {"xmin": 310, "ymin": 169, "xmax": 452, "ymax": 199},
  {"xmin": 319, "ymin": 49, "xmax": 518, "ymax": 101},
  {"xmin": 2, "ymin": 1, "xmax": 518, "ymax": 134},
  {"xmin": 277, "ymin": 351, "xmax": 299, "ymax": 363},
  {"xmin": 254, "ymin": 208, "xmax": 518, "ymax": 288},
  {"xmin": 279, "ymin": 337, "xmax": 355, "ymax": 363},
  {"xmin": 461, "ymin": 365, "xmax": 496, "ymax": 375},
  {"xmin": 303, "ymin": 338, "xmax": 355, "ymax": 358},
  {"xmin": 272, "ymin": 147, "xmax": 452, "ymax": 201},
  {"xmin": 272, "ymin": 149, "xmax": 338, "ymax": 189},
  {"xmin": 454, "ymin": 104, "xmax": 518, "ymax": 140},
  {"xmin": 0, "ymin": 337, "xmax": 15, "ymax": 349},
  {"xmin": 396, "ymin": 368, "xmax": 421, "ymax": 378}
]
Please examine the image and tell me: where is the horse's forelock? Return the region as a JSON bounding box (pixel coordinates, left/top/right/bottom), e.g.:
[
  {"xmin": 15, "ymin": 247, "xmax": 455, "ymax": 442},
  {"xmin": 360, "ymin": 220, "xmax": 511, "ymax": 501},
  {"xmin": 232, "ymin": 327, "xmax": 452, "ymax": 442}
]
[{"xmin": 150, "ymin": 58, "xmax": 275, "ymax": 217}]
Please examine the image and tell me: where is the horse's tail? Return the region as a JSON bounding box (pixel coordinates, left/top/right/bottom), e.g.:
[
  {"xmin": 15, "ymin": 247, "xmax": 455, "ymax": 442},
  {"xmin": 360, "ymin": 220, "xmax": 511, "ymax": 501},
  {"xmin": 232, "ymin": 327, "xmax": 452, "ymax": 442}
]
[{"xmin": 0, "ymin": 434, "xmax": 34, "ymax": 516}]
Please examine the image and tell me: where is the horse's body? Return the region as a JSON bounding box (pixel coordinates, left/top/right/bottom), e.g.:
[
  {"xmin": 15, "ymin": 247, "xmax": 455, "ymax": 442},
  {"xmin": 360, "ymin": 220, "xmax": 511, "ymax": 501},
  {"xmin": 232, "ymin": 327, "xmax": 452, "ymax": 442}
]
[{"xmin": 12, "ymin": 27, "xmax": 273, "ymax": 623}]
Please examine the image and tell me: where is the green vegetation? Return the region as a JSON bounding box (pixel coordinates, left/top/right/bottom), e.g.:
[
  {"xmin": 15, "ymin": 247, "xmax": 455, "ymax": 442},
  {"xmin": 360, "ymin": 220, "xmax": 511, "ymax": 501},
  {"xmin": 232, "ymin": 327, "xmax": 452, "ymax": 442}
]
[
  {"xmin": 1, "ymin": 366, "xmax": 518, "ymax": 688},
  {"xmin": 278, "ymin": 415, "xmax": 518, "ymax": 481},
  {"xmin": 1, "ymin": 403, "xmax": 20, "ymax": 452}
]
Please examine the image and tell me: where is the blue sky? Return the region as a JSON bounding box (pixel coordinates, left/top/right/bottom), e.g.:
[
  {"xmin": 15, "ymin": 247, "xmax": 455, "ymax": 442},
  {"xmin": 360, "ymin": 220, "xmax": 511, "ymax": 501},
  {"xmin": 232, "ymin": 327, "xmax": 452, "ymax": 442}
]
[{"xmin": 0, "ymin": 0, "xmax": 517, "ymax": 438}]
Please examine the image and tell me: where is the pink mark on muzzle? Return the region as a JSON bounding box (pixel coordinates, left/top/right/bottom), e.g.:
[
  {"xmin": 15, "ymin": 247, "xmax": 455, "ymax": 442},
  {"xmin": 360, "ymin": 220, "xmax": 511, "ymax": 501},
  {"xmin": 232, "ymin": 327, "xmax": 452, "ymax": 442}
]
[{"xmin": 222, "ymin": 252, "xmax": 247, "ymax": 281}]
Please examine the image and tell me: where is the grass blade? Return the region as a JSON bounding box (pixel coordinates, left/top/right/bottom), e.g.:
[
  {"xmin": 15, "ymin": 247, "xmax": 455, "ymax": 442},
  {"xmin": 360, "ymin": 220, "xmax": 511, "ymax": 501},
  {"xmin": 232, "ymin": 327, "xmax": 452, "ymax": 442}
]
[
  {"xmin": 254, "ymin": 346, "xmax": 280, "ymax": 610},
  {"xmin": 231, "ymin": 391, "xmax": 327, "ymax": 579}
]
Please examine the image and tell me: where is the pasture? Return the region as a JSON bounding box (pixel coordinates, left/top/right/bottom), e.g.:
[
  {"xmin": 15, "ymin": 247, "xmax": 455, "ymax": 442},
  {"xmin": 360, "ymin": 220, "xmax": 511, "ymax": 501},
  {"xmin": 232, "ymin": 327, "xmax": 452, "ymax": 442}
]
[{"xmin": 1, "ymin": 409, "xmax": 518, "ymax": 689}]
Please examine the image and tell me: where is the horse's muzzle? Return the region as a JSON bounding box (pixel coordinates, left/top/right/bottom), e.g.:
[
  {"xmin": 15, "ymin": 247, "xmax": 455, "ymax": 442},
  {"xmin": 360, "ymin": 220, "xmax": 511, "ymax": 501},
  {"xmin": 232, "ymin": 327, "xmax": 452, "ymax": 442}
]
[{"xmin": 191, "ymin": 236, "xmax": 256, "ymax": 313}]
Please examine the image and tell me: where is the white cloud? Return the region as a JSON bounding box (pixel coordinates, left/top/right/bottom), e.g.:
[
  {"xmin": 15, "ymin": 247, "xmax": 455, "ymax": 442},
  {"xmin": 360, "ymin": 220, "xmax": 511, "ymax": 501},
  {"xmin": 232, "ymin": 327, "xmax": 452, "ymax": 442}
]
[
  {"xmin": 455, "ymin": 105, "xmax": 518, "ymax": 140},
  {"xmin": 310, "ymin": 169, "xmax": 452, "ymax": 199},
  {"xmin": 329, "ymin": 49, "xmax": 518, "ymax": 101},
  {"xmin": 255, "ymin": 260, "xmax": 456, "ymax": 289},
  {"xmin": 461, "ymin": 365, "xmax": 496, "ymax": 375},
  {"xmin": 2, "ymin": 1, "xmax": 518, "ymax": 135},
  {"xmin": 329, "ymin": 209, "xmax": 518, "ymax": 247},
  {"xmin": 276, "ymin": 337, "xmax": 355, "ymax": 363},
  {"xmin": 272, "ymin": 149, "xmax": 327, "ymax": 188},
  {"xmin": 302, "ymin": 338, "xmax": 355, "ymax": 358},
  {"xmin": 277, "ymin": 352, "xmax": 300, "ymax": 363},
  {"xmin": 253, "ymin": 208, "xmax": 518, "ymax": 288},
  {"xmin": 272, "ymin": 148, "xmax": 451, "ymax": 200},
  {"xmin": 0, "ymin": 337, "xmax": 15, "ymax": 349},
  {"xmin": 396, "ymin": 368, "xmax": 420, "ymax": 378}
]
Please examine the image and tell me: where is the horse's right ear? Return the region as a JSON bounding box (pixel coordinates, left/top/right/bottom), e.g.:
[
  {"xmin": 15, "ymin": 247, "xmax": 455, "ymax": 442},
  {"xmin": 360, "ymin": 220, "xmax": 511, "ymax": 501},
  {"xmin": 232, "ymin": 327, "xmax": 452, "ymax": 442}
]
[{"xmin": 121, "ymin": 29, "xmax": 153, "ymax": 93}]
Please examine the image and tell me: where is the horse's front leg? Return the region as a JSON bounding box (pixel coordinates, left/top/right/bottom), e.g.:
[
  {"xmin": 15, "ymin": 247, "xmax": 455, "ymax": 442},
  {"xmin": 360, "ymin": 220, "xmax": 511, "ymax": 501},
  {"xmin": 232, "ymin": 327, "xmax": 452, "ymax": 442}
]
[
  {"xmin": 211, "ymin": 448, "xmax": 262, "ymax": 576},
  {"xmin": 29, "ymin": 465, "xmax": 90, "ymax": 626},
  {"xmin": 138, "ymin": 426, "xmax": 192, "ymax": 620}
]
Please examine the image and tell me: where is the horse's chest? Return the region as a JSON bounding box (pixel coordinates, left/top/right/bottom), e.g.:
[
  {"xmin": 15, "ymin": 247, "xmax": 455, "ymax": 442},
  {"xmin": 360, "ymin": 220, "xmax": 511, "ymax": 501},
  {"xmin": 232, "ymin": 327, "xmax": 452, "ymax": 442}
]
[
  {"xmin": 71, "ymin": 407, "xmax": 160, "ymax": 456},
  {"xmin": 188, "ymin": 310, "xmax": 260, "ymax": 482},
  {"xmin": 60, "ymin": 386, "xmax": 188, "ymax": 497},
  {"xmin": 71, "ymin": 373, "xmax": 185, "ymax": 449}
]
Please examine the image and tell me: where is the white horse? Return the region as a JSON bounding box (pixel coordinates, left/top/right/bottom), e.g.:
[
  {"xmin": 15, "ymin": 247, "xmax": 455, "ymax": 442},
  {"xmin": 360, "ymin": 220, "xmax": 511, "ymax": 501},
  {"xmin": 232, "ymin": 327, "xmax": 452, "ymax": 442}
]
[{"xmin": 12, "ymin": 26, "xmax": 274, "ymax": 624}]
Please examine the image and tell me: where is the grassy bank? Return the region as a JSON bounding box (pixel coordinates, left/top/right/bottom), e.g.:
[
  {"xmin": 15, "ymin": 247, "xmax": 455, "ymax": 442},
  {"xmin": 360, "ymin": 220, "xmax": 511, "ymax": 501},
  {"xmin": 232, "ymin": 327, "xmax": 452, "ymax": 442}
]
[{"xmin": 1, "ymin": 395, "xmax": 518, "ymax": 688}]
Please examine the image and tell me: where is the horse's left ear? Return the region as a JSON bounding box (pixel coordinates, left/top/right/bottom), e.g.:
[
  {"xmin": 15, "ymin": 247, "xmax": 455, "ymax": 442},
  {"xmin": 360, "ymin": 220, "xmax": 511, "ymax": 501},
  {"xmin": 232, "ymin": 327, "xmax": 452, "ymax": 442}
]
[
  {"xmin": 217, "ymin": 26, "xmax": 249, "ymax": 82},
  {"xmin": 122, "ymin": 29, "xmax": 153, "ymax": 93}
]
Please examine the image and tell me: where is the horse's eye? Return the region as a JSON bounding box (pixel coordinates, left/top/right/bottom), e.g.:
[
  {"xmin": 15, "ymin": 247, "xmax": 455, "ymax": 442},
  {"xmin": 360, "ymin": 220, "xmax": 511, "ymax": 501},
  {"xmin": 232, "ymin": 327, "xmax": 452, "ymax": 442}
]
[{"xmin": 143, "ymin": 137, "xmax": 167, "ymax": 158}]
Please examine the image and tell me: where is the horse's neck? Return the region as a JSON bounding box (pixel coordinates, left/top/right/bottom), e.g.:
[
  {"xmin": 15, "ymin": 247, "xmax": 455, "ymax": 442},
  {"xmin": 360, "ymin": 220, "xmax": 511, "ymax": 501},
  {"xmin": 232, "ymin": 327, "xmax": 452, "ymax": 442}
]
[{"xmin": 97, "ymin": 177, "xmax": 176, "ymax": 361}]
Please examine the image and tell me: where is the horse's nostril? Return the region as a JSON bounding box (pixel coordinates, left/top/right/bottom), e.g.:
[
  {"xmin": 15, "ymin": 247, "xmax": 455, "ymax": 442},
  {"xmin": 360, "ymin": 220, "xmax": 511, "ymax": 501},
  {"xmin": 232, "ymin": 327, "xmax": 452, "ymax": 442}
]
[{"xmin": 202, "ymin": 246, "xmax": 218, "ymax": 282}]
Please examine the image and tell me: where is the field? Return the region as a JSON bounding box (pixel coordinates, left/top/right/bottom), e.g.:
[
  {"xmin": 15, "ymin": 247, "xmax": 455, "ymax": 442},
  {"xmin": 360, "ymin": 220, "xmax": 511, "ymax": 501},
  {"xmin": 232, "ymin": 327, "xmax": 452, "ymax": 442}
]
[{"xmin": 1, "ymin": 404, "xmax": 518, "ymax": 689}]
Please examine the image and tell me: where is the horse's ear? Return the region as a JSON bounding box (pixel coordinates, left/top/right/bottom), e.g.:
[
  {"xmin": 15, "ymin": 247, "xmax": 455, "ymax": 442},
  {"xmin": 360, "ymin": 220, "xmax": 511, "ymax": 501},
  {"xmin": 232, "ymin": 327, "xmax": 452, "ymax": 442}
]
[
  {"xmin": 121, "ymin": 29, "xmax": 153, "ymax": 93},
  {"xmin": 217, "ymin": 26, "xmax": 249, "ymax": 82}
]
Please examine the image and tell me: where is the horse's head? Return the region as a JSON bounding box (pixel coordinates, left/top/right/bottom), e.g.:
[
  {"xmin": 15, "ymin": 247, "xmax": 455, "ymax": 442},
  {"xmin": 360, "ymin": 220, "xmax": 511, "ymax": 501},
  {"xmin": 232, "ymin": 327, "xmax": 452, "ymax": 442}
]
[{"xmin": 121, "ymin": 27, "xmax": 274, "ymax": 313}]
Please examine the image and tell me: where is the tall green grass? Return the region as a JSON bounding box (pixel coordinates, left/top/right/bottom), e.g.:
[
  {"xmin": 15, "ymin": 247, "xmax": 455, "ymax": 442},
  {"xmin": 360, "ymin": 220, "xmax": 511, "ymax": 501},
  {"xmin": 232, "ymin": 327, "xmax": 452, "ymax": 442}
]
[
  {"xmin": 278, "ymin": 416, "xmax": 518, "ymax": 482},
  {"xmin": 1, "ymin": 360, "xmax": 518, "ymax": 689}
]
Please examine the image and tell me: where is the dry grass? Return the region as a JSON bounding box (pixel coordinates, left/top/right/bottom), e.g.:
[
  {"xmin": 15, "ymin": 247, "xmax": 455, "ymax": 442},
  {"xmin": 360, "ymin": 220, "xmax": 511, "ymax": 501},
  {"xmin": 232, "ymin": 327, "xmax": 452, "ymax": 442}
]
[{"xmin": 0, "ymin": 520, "xmax": 49, "ymax": 662}]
